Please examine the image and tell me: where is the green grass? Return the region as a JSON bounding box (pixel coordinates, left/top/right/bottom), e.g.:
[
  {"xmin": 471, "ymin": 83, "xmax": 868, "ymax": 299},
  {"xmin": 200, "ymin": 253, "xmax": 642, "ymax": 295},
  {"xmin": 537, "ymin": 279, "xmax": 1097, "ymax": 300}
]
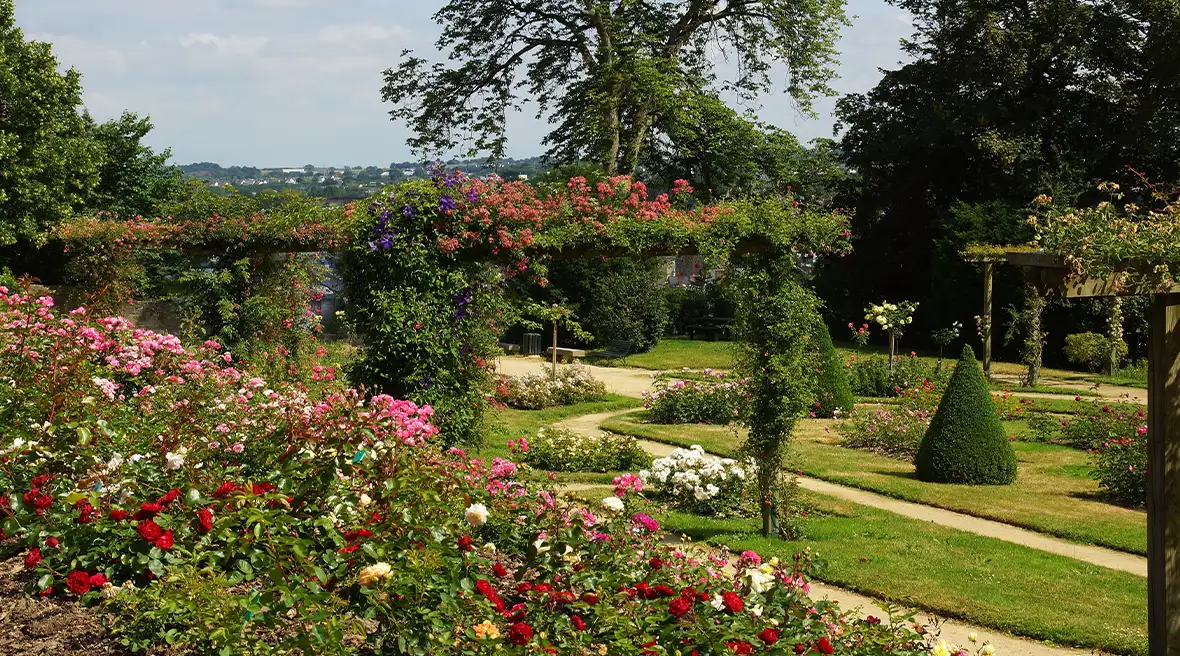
[
  {"xmin": 612, "ymin": 337, "xmax": 735, "ymax": 370},
  {"xmin": 601, "ymin": 411, "xmax": 1148, "ymax": 555},
  {"xmin": 658, "ymin": 491, "xmax": 1148, "ymax": 656},
  {"xmin": 988, "ymin": 380, "xmax": 1100, "ymax": 397},
  {"xmin": 480, "ymin": 395, "xmax": 642, "ymax": 459}
]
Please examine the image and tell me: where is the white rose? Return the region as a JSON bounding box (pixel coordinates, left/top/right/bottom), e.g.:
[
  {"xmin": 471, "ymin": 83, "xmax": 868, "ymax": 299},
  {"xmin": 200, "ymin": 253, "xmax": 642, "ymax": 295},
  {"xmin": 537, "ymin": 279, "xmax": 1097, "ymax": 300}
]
[
  {"xmin": 358, "ymin": 493, "xmax": 373, "ymax": 507},
  {"xmin": 710, "ymin": 594, "xmax": 725, "ymax": 610},
  {"xmin": 465, "ymin": 503, "xmax": 489, "ymax": 526},
  {"xmin": 358, "ymin": 562, "xmax": 392, "ymax": 586},
  {"xmin": 601, "ymin": 496, "xmax": 624, "ymax": 513},
  {"xmin": 164, "ymin": 452, "xmax": 185, "ymax": 470}
]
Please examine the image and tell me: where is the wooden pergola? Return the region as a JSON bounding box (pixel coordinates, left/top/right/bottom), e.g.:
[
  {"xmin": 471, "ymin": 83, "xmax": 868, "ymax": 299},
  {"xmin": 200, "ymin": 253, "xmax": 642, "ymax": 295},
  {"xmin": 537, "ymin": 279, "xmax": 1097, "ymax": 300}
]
[{"xmin": 974, "ymin": 250, "xmax": 1176, "ymax": 655}]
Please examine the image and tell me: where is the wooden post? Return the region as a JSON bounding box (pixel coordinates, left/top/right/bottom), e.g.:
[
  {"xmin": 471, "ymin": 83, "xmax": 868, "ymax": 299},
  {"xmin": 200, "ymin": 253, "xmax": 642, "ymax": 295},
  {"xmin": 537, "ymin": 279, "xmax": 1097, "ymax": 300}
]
[
  {"xmin": 1148, "ymin": 293, "xmax": 1180, "ymax": 656},
  {"xmin": 552, "ymin": 322, "xmax": 558, "ymax": 377},
  {"xmin": 983, "ymin": 262, "xmax": 994, "ymax": 379},
  {"xmin": 888, "ymin": 328, "xmax": 896, "ymax": 371}
]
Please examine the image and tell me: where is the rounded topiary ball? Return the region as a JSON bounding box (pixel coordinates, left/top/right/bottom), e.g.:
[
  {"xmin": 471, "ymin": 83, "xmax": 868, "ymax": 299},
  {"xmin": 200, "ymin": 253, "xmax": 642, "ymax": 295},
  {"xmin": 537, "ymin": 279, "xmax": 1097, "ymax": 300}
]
[
  {"xmin": 813, "ymin": 321, "xmax": 855, "ymax": 418},
  {"xmin": 915, "ymin": 345, "xmax": 1017, "ymax": 485}
]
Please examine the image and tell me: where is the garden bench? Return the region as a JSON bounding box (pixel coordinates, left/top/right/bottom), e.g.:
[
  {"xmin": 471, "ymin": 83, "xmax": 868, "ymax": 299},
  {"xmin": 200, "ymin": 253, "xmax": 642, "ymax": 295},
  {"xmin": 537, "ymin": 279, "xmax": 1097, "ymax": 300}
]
[
  {"xmin": 545, "ymin": 346, "xmax": 586, "ymax": 363},
  {"xmin": 588, "ymin": 339, "xmax": 633, "ymax": 364}
]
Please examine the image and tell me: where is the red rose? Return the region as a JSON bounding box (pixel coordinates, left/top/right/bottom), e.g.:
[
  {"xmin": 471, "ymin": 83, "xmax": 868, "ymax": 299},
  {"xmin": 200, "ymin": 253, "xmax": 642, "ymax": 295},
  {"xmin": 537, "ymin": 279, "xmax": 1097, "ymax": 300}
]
[
  {"xmin": 196, "ymin": 508, "xmax": 214, "ymax": 534},
  {"xmin": 212, "ymin": 481, "xmax": 237, "ymax": 499},
  {"xmin": 668, "ymin": 596, "xmax": 693, "ymax": 617},
  {"xmin": 31, "ymin": 474, "xmax": 52, "ymax": 488},
  {"xmin": 571, "ymin": 615, "xmax": 587, "ymax": 631},
  {"xmin": 154, "ymin": 530, "xmax": 174, "ymax": 550},
  {"xmin": 507, "ymin": 622, "xmax": 533, "ymax": 646},
  {"xmin": 649, "ymin": 557, "xmax": 663, "ymax": 570},
  {"xmin": 23, "ymin": 547, "xmax": 42, "ymax": 569},
  {"xmin": 721, "ymin": 590, "xmax": 743, "ymax": 613},
  {"xmin": 757, "ymin": 628, "xmax": 779, "ymax": 645},
  {"xmin": 516, "ymin": 582, "xmax": 532, "ymax": 594},
  {"xmin": 251, "ymin": 483, "xmax": 275, "ymax": 495},
  {"xmin": 39, "ymin": 587, "xmax": 53, "ymax": 597},
  {"xmin": 458, "ymin": 536, "xmax": 474, "ymax": 551},
  {"xmin": 137, "ymin": 519, "xmax": 163, "ymax": 542},
  {"xmin": 581, "ymin": 592, "xmax": 598, "ymax": 605},
  {"xmin": 109, "ymin": 509, "xmax": 129, "ymax": 521},
  {"xmin": 816, "ymin": 637, "xmax": 834, "ymax": 654},
  {"xmin": 89, "ymin": 573, "xmax": 108, "ymax": 588},
  {"xmin": 66, "ymin": 570, "xmax": 91, "ymax": 595},
  {"xmin": 794, "ymin": 645, "xmax": 806, "ymax": 655},
  {"xmin": 727, "ymin": 641, "xmax": 753, "ymax": 655},
  {"xmin": 532, "ymin": 583, "xmax": 552, "ymax": 595},
  {"xmin": 654, "ymin": 584, "xmax": 676, "ymax": 598},
  {"xmin": 45, "ymin": 537, "xmax": 59, "ymax": 548},
  {"xmin": 140, "ymin": 502, "xmax": 163, "ymax": 515},
  {"xmin": 492, "ymin": 562, "xmax": 508, "ymax": 578},
  {"xmin": 157, "ymin": 489, "xmax": 181, "ymax": 507},
  {"xmin": 22, "ymin": 488, "xmax": 39, "ymax": 506},
  {"xmin": 33, "ymin": 494, "xmax": 52, "ymax": 511}
]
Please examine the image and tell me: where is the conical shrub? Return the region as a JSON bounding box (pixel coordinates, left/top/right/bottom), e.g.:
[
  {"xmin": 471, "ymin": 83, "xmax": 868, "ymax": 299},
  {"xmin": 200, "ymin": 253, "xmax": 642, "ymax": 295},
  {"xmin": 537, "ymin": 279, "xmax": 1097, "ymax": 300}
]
[
  {"xmin": 915, "ymin": 345, "xmax": 1017, "ymax": 484},
  {"xmin": 813, "ymin": 321, "xmax": 855, "ymax": 418}
]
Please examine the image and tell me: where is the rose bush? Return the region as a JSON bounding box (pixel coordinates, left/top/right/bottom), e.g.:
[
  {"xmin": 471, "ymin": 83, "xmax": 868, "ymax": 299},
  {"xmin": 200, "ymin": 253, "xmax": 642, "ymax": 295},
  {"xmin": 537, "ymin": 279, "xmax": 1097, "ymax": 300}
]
[
  {"xmin": 640, "ymin": 445, "xmax": 752, "ymax": 517},
  {"xmin": 516, "ymin": 427, "xmax": 651, "ymax": 473},
  {"xmin": 495, "ymin": 365, "xmax": 608, "ymax": 410},
  {"xmin": 644, "ymin": 370, "xmax": 748, "ymax": 424},
  {"xmin": 838, "ymin": 380, "xmax": 941, "ymax": 460}
]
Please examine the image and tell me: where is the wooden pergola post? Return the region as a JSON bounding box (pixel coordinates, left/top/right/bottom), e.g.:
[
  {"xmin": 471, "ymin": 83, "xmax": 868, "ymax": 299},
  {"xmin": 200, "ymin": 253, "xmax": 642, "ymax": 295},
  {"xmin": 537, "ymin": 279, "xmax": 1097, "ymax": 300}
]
[
  {"xmin": 1148, "ymin": 293, "xmax": 1180, "ymax": 656},
  {"xmin": 999, "ymin": 250, "xmax": 1180, "ymax": 655},
  {"xmin": 982, "ymin": 262, "xmax": 994, "ymax": 379}
]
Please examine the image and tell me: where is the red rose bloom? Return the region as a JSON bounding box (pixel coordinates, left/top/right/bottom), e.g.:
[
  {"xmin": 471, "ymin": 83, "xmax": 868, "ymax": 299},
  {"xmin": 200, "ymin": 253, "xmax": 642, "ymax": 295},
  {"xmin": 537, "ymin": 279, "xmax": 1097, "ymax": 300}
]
[
  {"xmin": 721, "ymin": 591, "xmax": 743, "ymax": 613},
  {"xmin": 23, "ymin": 547, "xmax": 42, "ymax": 569},
  {"xmin": 816, "ymin": 637, "xmax": 834, "ymax": 654},
  {"xmin": 668, "ymin": 596, "xmax": 693, "ymax": 617},
  {"xmin": 571, "ymin": 615, "xmax": 587, "ymax": 631},
  {"xmin": 22, "ymin": 488, "xmax": 39, "ymax": 506},
  {"xmin": 66, "ymin": 570, "xmax": 91, "ymax": 595},
  {"xmin": 516, "ymin": 582, "xmax": 533, "ymax": 594},
  {"xmin": 45, "ymin": 537, "xmax": 59, "ymax": 548},
  {"xmin": 31, "ymin": 474, "xmax": 51, "ymax": 487},
  {"xmin": 532, "ymin": 583, "xmax": 552, "ymax": 595},
  {"xmin": 757, "ymin": 628, "xmax": 779, "ymax": 645},
  {"xmin": 212, "ymin": 481, "xmax": 237, "ymax": 499},
  {"xmin": 251, "ymin": 483, "xmax": 275, "ymax": 495},
  {"xmin": 39, "ymin": 587, "xmax": 53, "ymax": 597},
  {"xmin": 154, "ymin": 530, "xmax": 174, "ymax": 550},
  {"xmin": 137, "ymin": 519, "xmax": 163, "ymax": 542},
  {"xmin": 157, "ymin": 489, "xmax": 181, "ymax": 507},
  {"xmin": 582, "ymin": 592, "xmax": 598, "ymax": 605},
  {"xmin": 109, "ymin": 509, "xmax": 129, "ymax": 521},
  {"xmin": 794, "ymin": 645, "xmax": 807, "ymax": 655},
  {"xmin": 196, "ymin": 508, "xmax": 214, "ymax": 534},
  {"xmin": 507, "ymin": 622, "xmax": 533, "ymax": 645},
  {"xmin": 649, "ymin": 557, "xmax": 663, "ymax": 570},
  {"xmin": 492, "ymin": 562, "xmax": 508, "ymax": 578},
  {"xmin": 89, "ymin": 573, "xmax": 108, "ymax": 588},
  {"xmin": 33, "ymin": 494, "xmax": 52, "ymax": 511},
  {"xmin": 457, "ymin": 535, "xmax": 474, "ymax": 551},
  {"xmin": 654, "ymin": 584, "xmax": 676, "ymax": 598},
  {"xmin": 727, "ymin": 641, "xmax": 753, "ymax": 655}
]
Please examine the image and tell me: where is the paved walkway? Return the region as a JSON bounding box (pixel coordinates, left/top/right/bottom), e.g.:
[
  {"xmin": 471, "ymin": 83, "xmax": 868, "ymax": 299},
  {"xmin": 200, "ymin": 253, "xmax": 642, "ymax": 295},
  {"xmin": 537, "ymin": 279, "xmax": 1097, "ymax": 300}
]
[
  {"xmin": 496, "ymin": 356, "xmax": 656, "ymax": 397},
  {"xmin": 990, "ymin": 373, "xmax": 1146, "ymax": 404}
]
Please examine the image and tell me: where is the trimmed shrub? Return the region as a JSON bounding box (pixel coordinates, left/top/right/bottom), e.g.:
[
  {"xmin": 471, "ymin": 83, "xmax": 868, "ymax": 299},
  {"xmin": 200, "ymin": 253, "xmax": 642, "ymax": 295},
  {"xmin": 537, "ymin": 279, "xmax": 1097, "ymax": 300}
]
[
  {"xmin": 644, "ymin": 371, "xmax": 747, "ymax": 424},
  {"xmin": 915, "ymin": 345, "xmax": 1017, "ymax": 484},
  {"xmin": 813, "ymin": 321, "xmax": 854, "ymax": 417}
]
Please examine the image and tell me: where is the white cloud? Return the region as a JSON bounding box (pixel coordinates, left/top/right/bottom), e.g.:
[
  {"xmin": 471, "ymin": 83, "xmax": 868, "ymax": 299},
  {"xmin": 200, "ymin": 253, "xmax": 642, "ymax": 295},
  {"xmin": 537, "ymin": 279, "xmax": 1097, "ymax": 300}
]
[
  {"xmin": 29, "ymin": 32, "xmax": 127, "ymax": 74},
  {"xmin": 317, "ymin": 24, "xmax": 410, "ymax": 45},
  {"xmin": 178, "ymin": 32, "xmax": 270, "ymax": 57}
]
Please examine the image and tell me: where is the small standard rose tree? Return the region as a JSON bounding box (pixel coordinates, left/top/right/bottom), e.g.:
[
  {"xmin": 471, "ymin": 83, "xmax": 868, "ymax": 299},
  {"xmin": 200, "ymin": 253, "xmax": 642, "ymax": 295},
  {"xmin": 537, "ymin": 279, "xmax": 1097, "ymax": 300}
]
[{"xmin": 865, "ymin": 301, "xmax": 918, "ymax": 370}]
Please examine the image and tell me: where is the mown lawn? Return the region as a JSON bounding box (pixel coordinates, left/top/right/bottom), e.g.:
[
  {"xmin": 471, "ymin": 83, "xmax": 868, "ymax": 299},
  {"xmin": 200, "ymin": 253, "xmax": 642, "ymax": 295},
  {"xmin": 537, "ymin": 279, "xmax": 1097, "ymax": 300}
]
[
  {"xmin": 612, "ymin": 337, "xmax": 735, "ymax": 370},
  {"xmin": 656, "ymin": 491, "xmax": 1148, "ymax": 656},
  {"xmin": 600, "ymin": 411, "xmax": 1148, "ymax": 555}
]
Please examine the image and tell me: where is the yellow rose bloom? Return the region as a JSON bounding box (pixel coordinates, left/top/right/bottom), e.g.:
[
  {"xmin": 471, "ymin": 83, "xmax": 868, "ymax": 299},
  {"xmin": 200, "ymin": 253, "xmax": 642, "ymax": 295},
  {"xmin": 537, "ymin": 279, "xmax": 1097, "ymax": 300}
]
[
  {"xmin": 358, "ymin": 562, "xmax": 392, "ymax": 586},
  {"xmin": 474, "ymin": 620, "xmax": 500, "ymax": 640}
]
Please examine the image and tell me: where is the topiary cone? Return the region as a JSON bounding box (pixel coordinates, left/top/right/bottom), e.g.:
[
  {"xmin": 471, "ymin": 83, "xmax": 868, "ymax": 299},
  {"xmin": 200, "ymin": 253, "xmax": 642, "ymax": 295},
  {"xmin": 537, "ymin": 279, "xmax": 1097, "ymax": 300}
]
[
  {"xmin": 813, "ymin": 321, "xmax": 855, "ymax": 418},
  {"xmin": 915, "ymin": 345, "xmax": 1017, "ymax": 485}
]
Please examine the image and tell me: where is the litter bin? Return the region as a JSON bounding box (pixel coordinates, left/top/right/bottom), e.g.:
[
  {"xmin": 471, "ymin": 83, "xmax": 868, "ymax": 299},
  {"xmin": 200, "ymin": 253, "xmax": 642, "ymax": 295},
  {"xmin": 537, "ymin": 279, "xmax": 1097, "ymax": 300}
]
[{"xmin": 521, "ymin": 333, "xmax": 542, "ymax": 356}]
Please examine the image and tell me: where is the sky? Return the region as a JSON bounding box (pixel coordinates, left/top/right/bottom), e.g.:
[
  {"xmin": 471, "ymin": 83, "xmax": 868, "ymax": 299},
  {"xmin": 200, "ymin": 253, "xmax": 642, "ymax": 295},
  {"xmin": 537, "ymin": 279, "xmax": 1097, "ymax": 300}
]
[{"xmin": 14, "ymin": 0, "xmax": 914, "ymax": 168}]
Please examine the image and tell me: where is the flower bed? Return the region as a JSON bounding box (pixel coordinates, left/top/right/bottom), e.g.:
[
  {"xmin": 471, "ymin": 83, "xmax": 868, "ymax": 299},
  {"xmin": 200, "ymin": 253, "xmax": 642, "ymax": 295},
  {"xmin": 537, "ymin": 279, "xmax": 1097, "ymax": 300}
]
[
  {"xmin": 838, "ymin": 380, "xmax": 941, "ymax": 459},
  {"xmin": 846, "ymin": 353, "xmax": 948, "ymax": 398},
  {"xmin": 644, "ymin": 370, "xmax": 748, "ymax": 424},
  {"xmin": 516, "ymin": 427, "xmax": 651, "ymax": 473},
  {"xmin": 495, "ymin": 365, "xmax": 608, "ymax": 409},
  {"xmin": 0, "ymin": 289, "xmax": 950, "ymax": 654},
  {"xmin": 640, "ymin": 445, "xmax": 752, "ymax": 517},
  {"xmin": 1028, "ymin": 401, "xmax": 1147, "ymax": 506}
]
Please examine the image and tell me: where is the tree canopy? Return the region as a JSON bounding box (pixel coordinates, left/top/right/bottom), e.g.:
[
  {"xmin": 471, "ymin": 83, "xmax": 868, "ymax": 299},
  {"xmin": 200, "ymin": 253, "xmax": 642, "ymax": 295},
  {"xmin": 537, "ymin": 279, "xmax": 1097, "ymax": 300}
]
[
  {"xmin": 85, "ymin": 111, "xmax": 185, "ymax": 220},
  {"xmin": 382, "ymin": 0, "xmax": 848, "ymax": 175}
]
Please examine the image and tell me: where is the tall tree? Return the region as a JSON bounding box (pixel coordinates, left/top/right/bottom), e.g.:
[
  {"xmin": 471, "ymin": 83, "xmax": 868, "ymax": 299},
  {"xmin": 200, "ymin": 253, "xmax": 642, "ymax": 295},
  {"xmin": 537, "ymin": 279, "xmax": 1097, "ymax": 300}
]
[
  {"xmin": 0, "ymin": 0, "xmax": 100, "ymax": 247},
  {"xmin": 382, "ymin": 1, "xmax": 848, "ymax": 174},
  {"xmin": 85, "ymin": 111, "xmax": 184, "ymax": 219},
  {"xmin": 820, "ymin": 0, "xmax": 1180, "ymax": 343}
]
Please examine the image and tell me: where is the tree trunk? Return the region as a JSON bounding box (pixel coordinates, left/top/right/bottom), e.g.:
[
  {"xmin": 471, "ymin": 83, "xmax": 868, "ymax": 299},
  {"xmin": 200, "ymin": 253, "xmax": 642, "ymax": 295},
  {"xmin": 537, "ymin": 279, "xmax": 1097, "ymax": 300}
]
[
  {"xmin": 620, "ymin": 100, "xmax": 656, "ymax": 176},
  {"xmin": 888, "ymin": 329, "xmax": 896, "ymax": 371},
  {"xmin": 552, "ymin": 322, "xmax": 558, "ymax": 376}
]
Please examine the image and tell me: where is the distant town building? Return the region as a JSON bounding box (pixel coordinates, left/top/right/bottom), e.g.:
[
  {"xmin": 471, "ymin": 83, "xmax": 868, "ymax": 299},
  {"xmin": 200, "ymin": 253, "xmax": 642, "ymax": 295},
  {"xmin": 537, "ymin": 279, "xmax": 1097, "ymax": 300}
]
[
  {"xmin": 402, "ymin": 169, "xmax": 416, "ymax": 177},
  {"xmin": 517, "ymin": 174, "xmax": 529, "ymax": 181}
]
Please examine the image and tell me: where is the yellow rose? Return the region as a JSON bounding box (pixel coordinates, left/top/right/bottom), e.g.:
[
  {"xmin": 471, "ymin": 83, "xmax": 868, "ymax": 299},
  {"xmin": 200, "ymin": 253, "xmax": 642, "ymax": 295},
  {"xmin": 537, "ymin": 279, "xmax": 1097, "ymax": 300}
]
[
  {"xmin": 474, "ymin": 620, "xmax": 500, "ymax": 640},
  {"xmin": 358, "ymin": 562, "xmax": 392, "ymax": 586}
]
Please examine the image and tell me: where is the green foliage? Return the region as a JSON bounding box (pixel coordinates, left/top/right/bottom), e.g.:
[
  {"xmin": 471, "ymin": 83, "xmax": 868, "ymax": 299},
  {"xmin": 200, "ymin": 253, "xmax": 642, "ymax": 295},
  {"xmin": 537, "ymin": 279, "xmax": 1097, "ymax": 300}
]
[
  {"xmin": 1064, "ymin": 332, "xmax": 1128, "ymax": 372},
  {"xmin": 813, "ymin": 321, "xmax": 854, "ymax": 417},
  {"xmin": 85, "ymin": 111, "xmax": 184, "ymax": 220},
  {"xmin": 494, "ymin": 366, "xmax": 608, "ymax": 410},
  {"xmin": 665, "ymin": 275, "xmax": 733, "ymax": 335},
  {"xmin": 916, "ymin": 346, "xmax": 1017, "ymax": 484},
  {"xmin": 545, "ymin": 257, "xmax": 670, "ymax": 352},
  {"xmin": 520, "ymin": 427, "xmax": 651, "ymax": 473},
  {"xmin": 644, "ymin": 373, "xmax": 748, "ymax": 425},
  {"xmin": 0, "ymin": 1, "xmax": 100, "ymax": 247},
  {"xmin": 383, "ymin": 0, "xmax": 848, "ymax": 173},
  {"xmin": 846, "ymin": 353, "xmax": 948, "ymax": 398},
  {"xmin": 839, "ymin": 380, "xmax": 941, "ymax": 460}
]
